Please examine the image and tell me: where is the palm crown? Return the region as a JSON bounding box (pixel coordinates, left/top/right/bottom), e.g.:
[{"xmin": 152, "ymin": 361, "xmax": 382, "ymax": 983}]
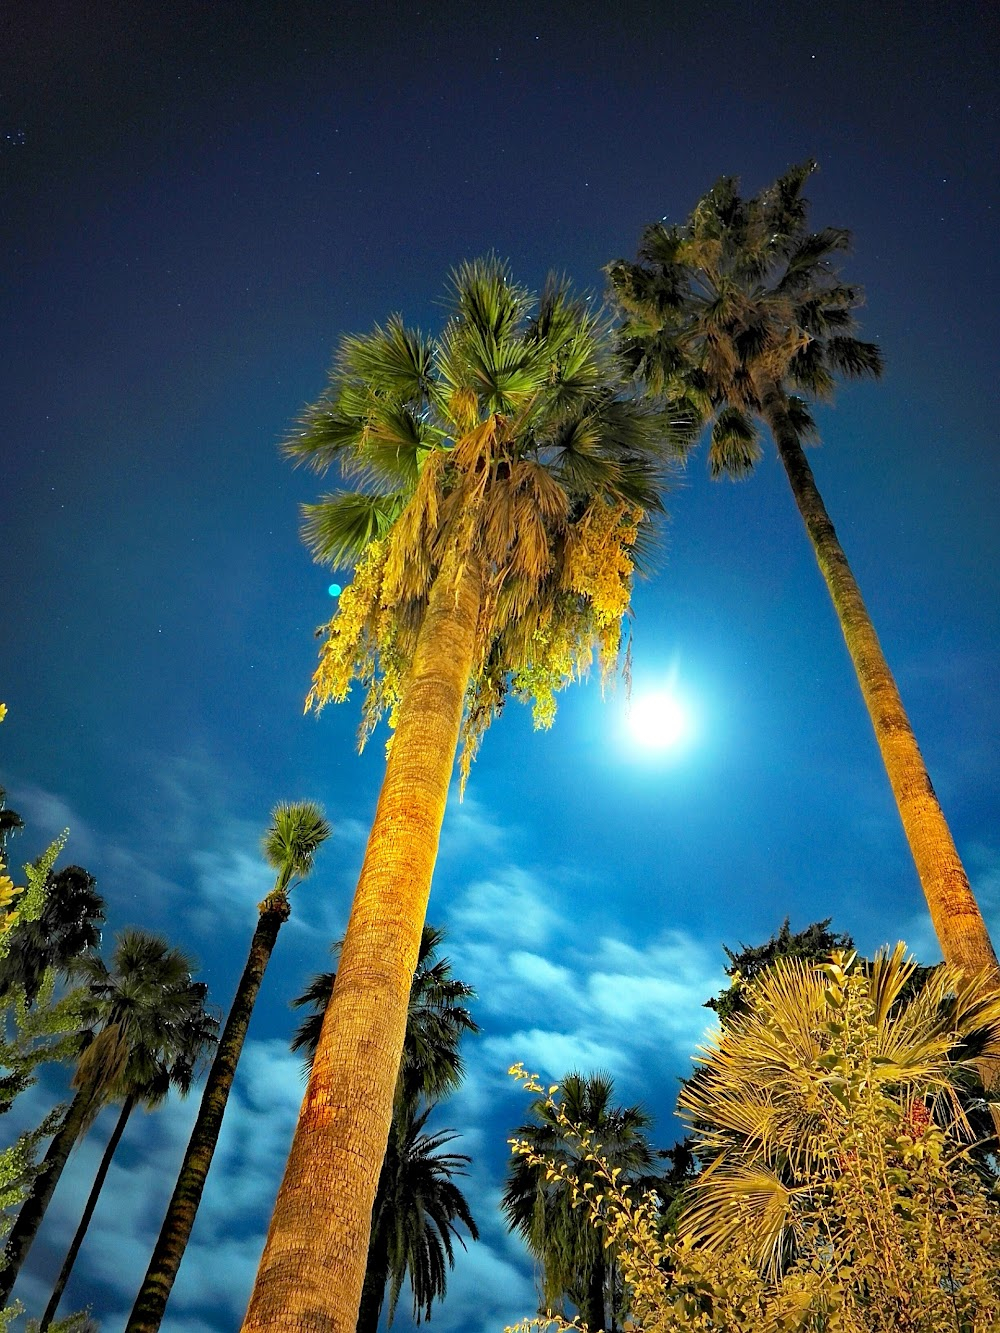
[
  {"xmin": 261, "ymin": 800, "xmax": 332, "ymax": 898},
  {"xmin": 72, "ymin": 929, "xmax": 216, "ymax": 1117},
  {"xmin": 607, "ymin": 159, "xmax": 883, "ymax": 477},
  {"xmin": 288, "ymin": 257, "xmax": 678, "ymax": 774}
]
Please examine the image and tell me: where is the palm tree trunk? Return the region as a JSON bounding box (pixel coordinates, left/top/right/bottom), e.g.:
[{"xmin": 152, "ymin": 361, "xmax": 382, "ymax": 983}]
[
  {"xmin": 0, "ymin": 1086, "xmax": 93, "ymax": 1306},
  {"xmin": 125, "ymin": 900, "xmax": 290, "ymax": 1333},
  {"xmin": 39, "ymin": 1095, "xmax": 135, "ymax": 1331},
  {"xmin": 355, "ymin": 1164, "xmax": 391, "ymax": 1333},
  {"xmin": 581, "ymin": 1249, "xmax": 606, "ymax": 1331},
  {"xmin": 240, "ymin": 556, "xmax": 483, "ymax": 1333},
  {"xmin": 761, "ymin": 381, "xmax": 999, "ymax": 981}
]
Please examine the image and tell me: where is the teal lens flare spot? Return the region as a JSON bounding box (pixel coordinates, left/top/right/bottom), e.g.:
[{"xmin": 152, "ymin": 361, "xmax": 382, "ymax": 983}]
[{"xmin": 328, "ymin": 583, "xmax": 342, "ymax": 597}]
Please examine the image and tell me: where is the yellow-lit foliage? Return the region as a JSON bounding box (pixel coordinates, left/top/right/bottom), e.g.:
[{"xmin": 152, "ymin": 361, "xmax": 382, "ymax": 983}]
[
  {"xmin": 293, "ymin": 261, "xmax": 674, "ymax": 789},
  {"xmin": 507, "ymin": 948, "xmax": 1000, "ymax": 1333}
]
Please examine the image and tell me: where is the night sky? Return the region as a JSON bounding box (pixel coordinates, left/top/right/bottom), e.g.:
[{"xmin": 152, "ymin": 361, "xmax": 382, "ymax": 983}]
[{"xmin": 3, "ymin": 2, "xmax": 999, "ymax": 1329}]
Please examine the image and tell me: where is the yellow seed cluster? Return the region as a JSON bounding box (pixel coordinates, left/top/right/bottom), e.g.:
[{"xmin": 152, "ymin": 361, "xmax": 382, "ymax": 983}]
[
  {"xmin": 565, "ymin": 499, "xmax": 640, "ymax": 628},
  {"xmin": 306, "ymin": 542, "xmax": 390, "ymax": 714}
]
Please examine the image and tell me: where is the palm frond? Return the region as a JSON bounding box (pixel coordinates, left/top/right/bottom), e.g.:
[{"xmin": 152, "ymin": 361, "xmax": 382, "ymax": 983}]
[{"xmin": 300, "ymin": 491, "xmax": 404, "ymax": 567}]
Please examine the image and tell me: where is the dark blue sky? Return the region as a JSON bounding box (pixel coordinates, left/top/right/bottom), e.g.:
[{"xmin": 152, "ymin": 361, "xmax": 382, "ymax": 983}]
[{"xmin": 2, "ymin": 2, "xmax": 999, "ymax": 1328}]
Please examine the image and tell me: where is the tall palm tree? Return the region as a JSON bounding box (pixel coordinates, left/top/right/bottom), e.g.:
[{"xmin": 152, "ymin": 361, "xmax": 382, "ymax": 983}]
[
  {"xmin": 240, "ymin": 259, "xmax": 675, "ymax": 1333},
  {"xmin": 607, "ymin": 163, "xmax": 999, "ymax": 985},
  {"xmin": 503, "ymin": 1072, "xmax": 655, "ymax": 1331},
  {"xmin": 125, "ymin": 801, "xmax": 331, "ymax": 1333},
  {"xmin": 39, "ymin": 996, "xmax": 216, "ymax": 1330},
  {"xmin": 291, "ymin": 925, "xmax": 479, "ymax": 1331},
  {"xmin": 0, "ymin": 865, "xmax": 104, "ymax": 1008},
  {"xmin": 0, "ymin": 931, "xmax": 210, "ymax": 1307},
  {"xmin": 290, "ymin": 924, "xmax": 478, "ymax": 1106}
]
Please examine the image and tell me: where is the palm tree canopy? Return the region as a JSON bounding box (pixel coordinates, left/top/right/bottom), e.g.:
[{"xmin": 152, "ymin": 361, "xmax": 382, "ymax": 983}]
[
  {"xmin": 71, "ymin": 929, "xmax": 218, "ymax": 1120},
  {"xmin": 290, "ymin": 924, "xmax": 478, "ymax": 1105},
  {"xmin": 677, "ymin": 945, "xmax": 1000, "ymax": 1274},
  {"xmin": 261, "ymin": 800, "xmax": 331, "ymax": 897},
  {"xmin": 502, "ymin": 1071, "xmax": 655, "ymax": 1317},
  {"xmin": 0, "ymin": 787, "xmax": 25, "ymax": 858},
  {"xmin": 0, "ymin": 865, "xmax": 105, "ymax": 1007},
  {"xmin": 606, "ymin": 160, "xmax": 883, "ymax": 478},
  {"xmin": 381, "ymin": 1105, "xmax": 478, "ymax": 1326},
  {"xmin": 288, "ymin": 257, "xmax": 682, "ymax": 776}
]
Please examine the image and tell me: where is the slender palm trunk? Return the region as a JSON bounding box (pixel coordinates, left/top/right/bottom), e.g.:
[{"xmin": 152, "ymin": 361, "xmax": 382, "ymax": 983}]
[
  {"xmin": 761, "ymin": 381, "xmax": 999, "ymax": 981},
  {"xmin": 40, "ymin": 1095, "xmax": 135, "ymax": 1331},
  {"xmin": 125, "ymin": 899, "xmax": 290, "ymax": 1333},
  {"xmin": 355, "ymin": 1163, "xmax": 392, "ymax": 1333},
  {"xmin": 0, "ymin": 1086, "xmax": 93, "ymax": 1305},
  {"xmin": 580, "ymin": 1253, "xmax": 606, "ymax": 1331},
  {"xmin": 241, "ymin": 557, "xmax": 483, "ymax": 1333}
]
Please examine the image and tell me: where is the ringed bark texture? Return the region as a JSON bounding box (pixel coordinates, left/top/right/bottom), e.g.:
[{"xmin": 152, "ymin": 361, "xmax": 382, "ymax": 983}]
[
  {"xmin": 240, "ymin": 559, "xmax": 483, "ymax": 1333},
  {"xmin": 762, "ymin": 382, "xmax": 999, "ymax": 982},
  {"xmin": 0, "ymin": 1086, "xmax": 92, "ymax": 1305},
  {"xmin": 40, "ymin": 1095, "xmax": 135, "ymax": 1331},
  {"xmin": 126, "ymin": 902, "xmax": 289, "ymax": 1333}
]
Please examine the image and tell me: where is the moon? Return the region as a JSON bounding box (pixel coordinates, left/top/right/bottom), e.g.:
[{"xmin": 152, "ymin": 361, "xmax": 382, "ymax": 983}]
[{"xmin": 626, "ymin": 690, "xmax": 689, "ymax": 749}]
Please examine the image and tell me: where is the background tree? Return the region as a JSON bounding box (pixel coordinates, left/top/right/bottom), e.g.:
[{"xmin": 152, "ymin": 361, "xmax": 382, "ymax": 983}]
[
  {"xmin": 0, "ymin": 865, "xmax": 104, "ymax": 1008},
  {"xmin": 291, "ymin": 924, "xmax": 479, "ymax": 1332},
  {"xmin": 607, "ymin": 163, "xmax": 998, "ymax": 986},
  {"xmin": 40, "ymin": 988, "xmax": 217, "ymax": 1330},
  {"xmin": 0, "ymin": 789, "xmax": 24, "ymax": 864},
  {"xmin": 241, "ymin": 259, "xmax": 678, "ymax": 1332},
  {"xmin": 671, "ymin": 948, "xmax": 1000, "ymax": 1328},
  {"xmin": 706, "ymin": 917, "xmax": 854, "ymax": 1027},
  {"xmin": 0, "ymin": 930, "xmax": 211, "ymax": 1307},
  {"xmin": 126, "ymin": 801, "xmax": 330, "ymax": 1333},
  {"xmin": 503, "ymin": 1071, "xmax": 655, "ymax": 1331}
]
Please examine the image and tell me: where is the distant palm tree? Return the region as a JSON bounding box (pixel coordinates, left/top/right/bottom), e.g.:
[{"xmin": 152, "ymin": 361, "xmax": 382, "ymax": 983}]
[
  {"xmin": 370, "ymin": 1104, "xmax": 478, "ymax": 1330},
  {"xmin": 607, "ymin": 162, "xmax": 999, "ymax": 986},
  {"xmin": 241, "ymin": 259, "xmax": 676, "ymax": 1332},
  {"xmin": 39, "ymin": 992, "xmax": 216, "ymax": 1330},
  {"xmin": 0, "ymin": 865, "xmax": 104, "ymax": 1007},
  {"xmin": 291, "ymin": 925, "xmax": 479, "ymax": 1331},
  {"xmin": 0, "ymin": 788, "xmax": 24, "ymax": 862},
  {"xmin": 503, "ymin": 1072, "xmax": 655, "ymax": 1331},
  {"xmin": 0, "ymin": 931, "xmax": 210, "ymax": 1307},
  {"xmin": 125, "ymin": 801, "xmax": 331, "ymax": 1333}
]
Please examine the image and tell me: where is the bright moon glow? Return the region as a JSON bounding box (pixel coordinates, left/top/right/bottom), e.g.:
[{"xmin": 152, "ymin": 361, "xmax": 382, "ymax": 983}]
[{"xmin": 627, "ymin": 691, "xmax": 688, "ymax": 749}]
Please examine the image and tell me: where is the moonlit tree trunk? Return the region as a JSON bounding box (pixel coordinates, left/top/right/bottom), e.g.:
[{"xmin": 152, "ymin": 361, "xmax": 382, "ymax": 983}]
[
  {"xmin": 40, "ymin": 1095, "xmax": 136, "ymax": 1331},
  {"xmin": 762, "ymin": 381, "xmax": 1000, "ymax": 984},
  {"xmin": 0, "ymin": 1087, "xmax": 93, "ymax": 1306},
  {"xmin": 125, "ymin": 900, "xmax": 291, "ymax": 1332},
  {"xmin": 240, "ymin": 558, "xmax": 483, "ymax": 1333}
]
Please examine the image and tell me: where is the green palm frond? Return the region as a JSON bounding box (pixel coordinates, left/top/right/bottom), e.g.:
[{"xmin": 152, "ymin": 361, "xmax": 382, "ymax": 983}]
[
  {"xmin": 262, "ymin": 801, "xmax": 331, "ymax": 887},
  {"xmin": 300, "ymin": 491, "xmax": 405, "ymax": 567},
  {"xmin": 709, "ymin": 407, "xmax": 761, "ymax": 479}
]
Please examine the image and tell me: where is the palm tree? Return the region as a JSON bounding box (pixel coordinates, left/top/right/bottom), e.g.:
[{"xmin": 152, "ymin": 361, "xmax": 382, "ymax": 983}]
[
  {"xmin": 240, "ymin": 259, "xmax": 675, "ymax": 1333},
  {"xmin": 675, "ymin": 946, "xmax": 1000, "ymax": 1314},
  {"xmin": 291, "ymin": 925, "xmax": 479, "ymax": 1332},
  {"xmin": 0, "ymin": 931, "xmax": 211, "ymax": 1307},
  {"xmin": 369, "ymin": 1104, "xmax": 478, "ymax": 1330},
  {"xmin": 39, "ymin": 994, "xmax": 216, "ymax": 1330},
  {"xmin": 0, "ymin": 865, "xmax": 104, "ymax": 1008},
  {"xmin": 503, "ymin": 1072, "xmax": 655, "ymax": 1331},
  {"xmin": 607, "ymin": 162, "xmax": 999, "ymax": 986},
  {"xmin": 0, "ymin": 788, "xmax": 24, "ymax": 862},
  {"xmin": 290, "ymin": 924, "xmax": 478, "ymax": 1106},
  {"xmin": 125, "ymin": 801, "xmax": 330, "ymax": 1333}
]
